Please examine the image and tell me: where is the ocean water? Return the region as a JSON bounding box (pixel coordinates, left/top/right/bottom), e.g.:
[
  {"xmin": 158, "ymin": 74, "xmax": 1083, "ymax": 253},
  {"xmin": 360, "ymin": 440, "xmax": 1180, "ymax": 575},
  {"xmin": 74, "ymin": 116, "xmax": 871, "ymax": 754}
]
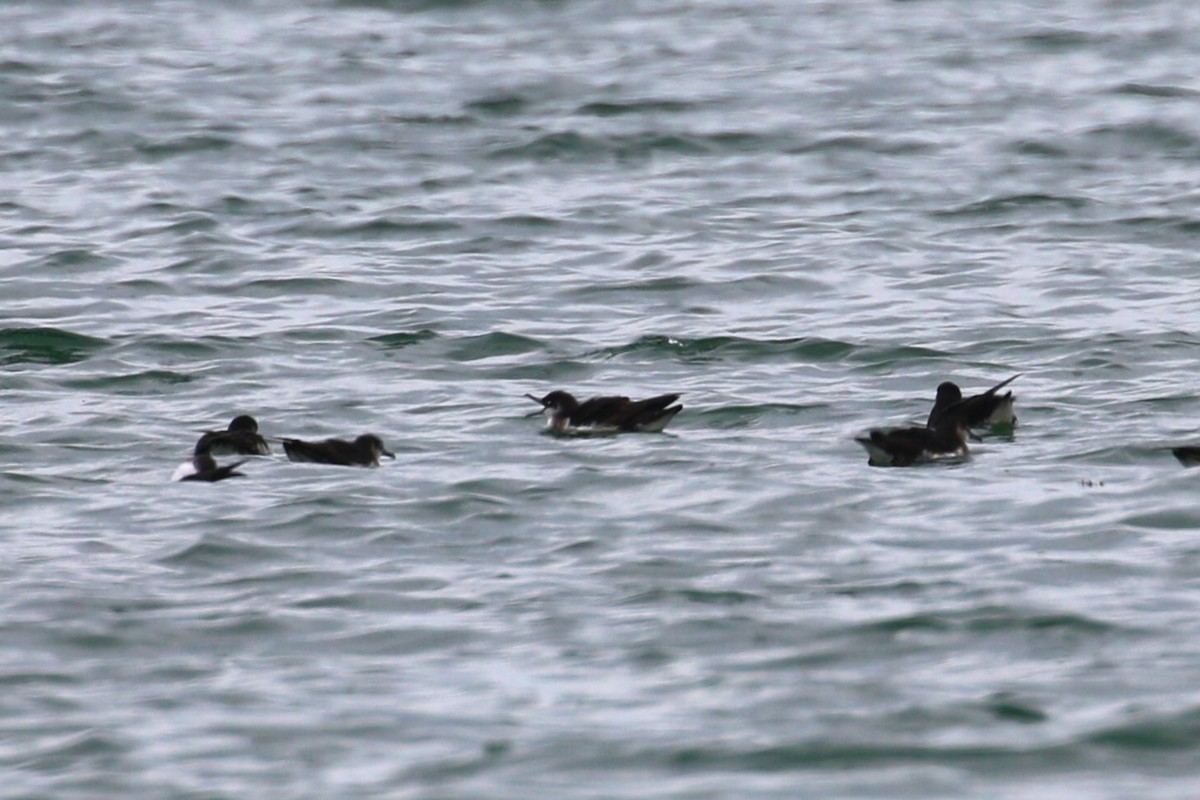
[{"xmin": 4, "ymin": 0, "xmax": 1200, "ymax": 797}]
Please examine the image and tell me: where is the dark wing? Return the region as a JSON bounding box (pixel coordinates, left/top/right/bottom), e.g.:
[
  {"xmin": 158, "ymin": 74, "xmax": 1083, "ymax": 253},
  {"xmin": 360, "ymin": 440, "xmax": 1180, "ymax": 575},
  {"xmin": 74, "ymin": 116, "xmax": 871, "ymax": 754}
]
[
  {"xmin": 282, "ymin": 438, "xmax": 360, "ymax": 466},
  {"xmin": 196, "ymin": 430, "xmax": 270, "ymax": 456},
  {"xmin": 961, "ymin": 374, "xmax": 1020, "ymax": 425},
  {"xmin": 181, "ymin": 459, "xmax": 248, "ymax": 482},
  {"xmin": 619, "ymin": 394, "xmax": 683, "ymax": 430},
  {"xmin": 868, "ymin": 427, "xmax": 937, "ymax": 466},
  {"xmin": 571, "ymin": 395, "xmax": 633, "ymax": 427},
  {"xmin": 573, "ymin": 394, "xmax": 681, "ymax": 430},
  {"xmin": 1172, "ymin": 447, "xmax": 1200, "ymax": 467}
]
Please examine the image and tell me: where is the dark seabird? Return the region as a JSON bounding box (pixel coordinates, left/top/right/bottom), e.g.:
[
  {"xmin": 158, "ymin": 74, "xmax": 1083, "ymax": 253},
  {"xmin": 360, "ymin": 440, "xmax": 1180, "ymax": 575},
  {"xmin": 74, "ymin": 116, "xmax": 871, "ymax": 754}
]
[
  {"xmin": 1171, "ymin": 447, "xmax": 1200, "ymax": 467},
  {"xmin": 524, "ymin": 390, "xmax": 683, "ymax": 433},
  {"xmin": 279, "ymin": 434, "xmax": 395, "ymax": 467},
  {"xmin": 195, "ymin": 415, "xmax": 271, "ymax": 456},
  {"xmin": 856, "ymin": 414, "xmax": 971, "ymax": 467},
  {"xmin": 173, "ymin": 452, "xmax": 248, "ymax": 482},
  {"xmin": 927, "ymin": 374, "xmax": 1020, "ymax": 429}
]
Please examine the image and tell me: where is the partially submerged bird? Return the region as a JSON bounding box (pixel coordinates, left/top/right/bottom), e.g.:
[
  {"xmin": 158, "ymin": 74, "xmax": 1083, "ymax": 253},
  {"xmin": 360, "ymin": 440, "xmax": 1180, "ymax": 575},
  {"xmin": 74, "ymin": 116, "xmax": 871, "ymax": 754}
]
[
  {"xmin": 279, "ymin": 434, "xmax": 395, "ymax": 467},
  {"xmin": 927, "ymin": 374, "xmax": 1019, "ymax": 430},
  {"xmin": 856, "ymin": 415, "xmax": 971, "ymax": 467},
  {"xmin": 524, "ymin": 390, "xmax": 683, "ymax": 434},
  {"xmin": 1171, "ymin": 446, "xmax": 1200, "ymax": 467},
  {"xmin": 172, "ymin": 452, "xmax": 248, "ymax": 482},
  {"xmin": 195, "ymin": 414, "xmax": 271, "ymax": 456}
]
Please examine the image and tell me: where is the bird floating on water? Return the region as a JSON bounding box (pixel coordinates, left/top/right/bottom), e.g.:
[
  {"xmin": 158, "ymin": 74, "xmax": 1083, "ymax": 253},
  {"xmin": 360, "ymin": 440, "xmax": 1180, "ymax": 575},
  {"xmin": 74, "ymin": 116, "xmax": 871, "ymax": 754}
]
[
  {"xmin": 524, "ymin": 390, "xmax": 683, "ymax": 434},
  {"xmin": 927, "ymin": 374, "xmax": 1019, "ymax": 430},
  {"xmin": 856, "ymin": 415, "xmax": 972, "ymax": 467},
  {"xmin": 279, "ymin": 434, "xmax": 396, "ymax": 467},
  {"xmin": 194, "ymin": 415, "xmax": 271, "ymax": 456},
  {"xmin": 171, "ymin": 451, "xmax": 248, "ymax": 482}
]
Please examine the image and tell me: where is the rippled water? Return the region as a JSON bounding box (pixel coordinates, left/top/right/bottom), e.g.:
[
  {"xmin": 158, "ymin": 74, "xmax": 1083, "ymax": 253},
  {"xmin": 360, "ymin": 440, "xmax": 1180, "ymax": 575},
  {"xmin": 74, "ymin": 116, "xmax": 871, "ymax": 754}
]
[{"xmin": 5, "ymin": 1, "xmax": 1200, "ymax": 797}]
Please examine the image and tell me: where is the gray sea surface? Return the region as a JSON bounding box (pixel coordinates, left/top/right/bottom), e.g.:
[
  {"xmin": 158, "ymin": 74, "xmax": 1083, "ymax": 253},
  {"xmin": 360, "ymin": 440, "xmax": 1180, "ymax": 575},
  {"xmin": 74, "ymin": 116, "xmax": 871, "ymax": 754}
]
[{"xmin": 4, "ymin": 1, "xmax": 1200, "ymax": 797}]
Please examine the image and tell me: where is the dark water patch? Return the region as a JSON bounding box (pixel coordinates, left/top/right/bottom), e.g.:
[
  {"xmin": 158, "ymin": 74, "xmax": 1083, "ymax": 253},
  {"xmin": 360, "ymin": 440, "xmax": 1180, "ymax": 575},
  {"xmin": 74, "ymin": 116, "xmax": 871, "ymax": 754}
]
[
  {"xmin": 465, "ymin": 92, "xmax": 529, "ymax": 116},
  {"xmin": 856, "ymin": 608, "xmax": 1117, "ymax": 638},
  {"xmin": 1120, "ymin": 508, "xmax": 1200, "ymax": 531},
  {"xmin": 573, "ymin": 275, "xmax": 697, "ymax": 297},
  {"xmin": 1082, "ymin": 122, "xmax": 1200, "ymax": 157},
  {"xmin": 984, "ymin": 692, "xmax": 1049, "ymax": 724},
  {"xmin": 472, "ymin": 359, "xmax": 593, "ymax": 383},
  {"xmin": 131, "ymin": 335, "xmax": 240, "ymax": 359},
  {"xmin": 334, "ymin": 0, "xmax": 490, "ymax": 10},
  {"xmin": 157, "ymin": 534, "xmax": 291, "ymax": 571},
  {"xmin": 791, "ymin": 133, "xmax": 933, "ymax": 156},
  {"xmin": 134, "ymin": 212, "xmax": 220, "ymax": 237},
  {"xmin": 0, "ymin": 670, "xmax": 78, "ymax": 688},
  {"xmin": 1112, "ymin": 82, "xmax": 1200, "ymax": 99},
  {"xmin": 676, "ymin": 588, "xmax": 764, "ymax": 606},
  {"xmin": 24, "ymin": 247, "xmax": 119, "ymax": 270},
  {"xmin": 303, "ymin": 625, "xmax": 477, "ymax": 656},
  {"xmin": 576, "ymin": 98, "xmax": 695, "ymax": 117},
  {"xmin": 494, "ymin": 213, "xmax": 561, "ymax": 228},
  {"xmin": 549, "ymin": 537, "xmax": 602, "ymax": 555},
  {"xmin": 934, "ymin": 193, "xmax": 1090, "ymax": 219},
  {"xmin": 318, "ymin": 216, "xmax": 463, "ymax": 239},
  {"xmin": 444, "ymin": 331, "xmax": 544, "ymax": 362},
  {"xmin": 0, "ymin": 327, "xmax": 109, "ymax": 366},
  {"xmin": 115, "ymin": 278, "xmax": 175, "ymax": 295},
  {"xmin": 1087, "ymin": 706, "xmax": 1200, "ymax": 751},
  {"xmin": 0, "ymin": 59, "xmax": 37, "ymax": 74},
  {"xmin": 19, "ymin": 728, "xmax": 132, "ymax": 772},
  {"xmin": 697, "ymin": 403, "xmax": 824, "ymax": 430},
  {"xmin": 490, "ymin": 130, "xmax": 760, "ymax": 162},
  {"xmin": 665, "ymin": 739, "xmax": 1075, "ymax": 771},
  {"xmin": 206, "ymin": 567, "xmax": 350, "ymax": 593},
  {"xmin": 825, "ymin": 578, "xmax": 965, "ymax": 598},
  {"xmin": 1016, "ymin": 28, "xmax": 1104, "ymax": 51},
  {"xmin": 241, "ymin": 276, "xmax": 365, "ymax": 295},
  {"xmin": 134, "ymin": 132, "xmax": 241, "ymax": 160},
  {"xmin": 1109, "ymin": 214, "xmax": 1200, "ymax": 236},
  {"xmin": 1008, "ymin": 138, "xmax": 1071, "ymax": 158},
  {"xmin": 62, "ymin": 370, "xmax": 193, "ymax": 393},
  {"xmin": 591, "ymin": 334, "xmax": 857, "ymax": 364},
  {"xmin": 416, "ymin": 492, "xmax": 512, "ymax": 522},
  {"xmin": 369, "ymin": 329, "xmax": 439, "ymax": 350}
]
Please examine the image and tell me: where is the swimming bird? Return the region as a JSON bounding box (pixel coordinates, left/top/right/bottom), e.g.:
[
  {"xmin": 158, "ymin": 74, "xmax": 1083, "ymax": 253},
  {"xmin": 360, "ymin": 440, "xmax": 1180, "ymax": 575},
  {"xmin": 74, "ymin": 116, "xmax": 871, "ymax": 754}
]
[
  {"xmin": 1171, "ymin": 446, "xmax": 1200, "ymax": 467},
  {"xmin": 195, "ymin": 415, "xmax": 271, "ymax": 456},
  {"xmin": 856, "ymin": 416, "xmax": 971, "ymax": 467},
  {"xmin": 279, "ymin": 434, "xmax": 395, "ymax": 467},
  {"xmin": 172, "ymin": 452, "xmax": 248, "ymax": 482},
  {"xmin": 524, "ymin": 390, "xmax": 683, "ymax": 434},
  {"xmin": 927, "ymin": 374, "xmax": 1020, "ymax": 429}
]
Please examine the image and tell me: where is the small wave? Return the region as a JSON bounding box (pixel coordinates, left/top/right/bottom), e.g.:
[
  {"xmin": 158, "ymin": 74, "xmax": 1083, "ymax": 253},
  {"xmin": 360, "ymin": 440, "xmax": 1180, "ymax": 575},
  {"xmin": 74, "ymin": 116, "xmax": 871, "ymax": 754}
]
[
  {"xmin": 1082, "ymin": 121, "xmax": 1200, "ymax": 156},
  {"xmin": 790, "ymin": 134, "xmax": 934, "ymax": 156},
  {"xmin": 464, "ymin": 92, "xmax": 529, "ymax": 116},
  {"xmin": 575, "ymin": 99, "xmax": 696, "ymax": 117},
  {"xmin": 63, "ymin": 370, "xmax": 194, "ymax": 393},
  {"xmin": 854, "ymin": 607, "xmax": 1117, "ymax": 637},
  {"xmin": 488, "ymin": 129, "xmax": 770, "ymax": 162},
  {"xmin": 934, "ymin": 193, "xmax": 1090, "ymax": 218},
  {"xmin": 0, "ymin": 327, "xmax": 109, "ymax": 367},
  {"xmin": 1086, "ymin": 706, "xmax": 1200, "ymax": 751},
  {"xmin": 1016, "ymin": 28, "xmax": 1104, "ymax": 51},
  {"xmin": 590, "ymin": 334, "xmax": 856, "ymax": 364},
  {"xmin": 369, "ymin": 330, "xmax": 439, "ymax": 349},
  {"xmin": 444, "ymin": 331, "xmax": 545, "ymax": 362},
  {"xmin": 134, "ymin": 132, "xmax": 242, "ymax": 159},
  {"xmin": 1112, "ymin": 82, "xmax": 1200, "ymax": 99},
  {"xmin": 156, "ymin": 534, "xmax": 287, "ymax": 570},
  {"xmin": 696, "ymin": 403, "xmax": 823, "ymax": 429}
]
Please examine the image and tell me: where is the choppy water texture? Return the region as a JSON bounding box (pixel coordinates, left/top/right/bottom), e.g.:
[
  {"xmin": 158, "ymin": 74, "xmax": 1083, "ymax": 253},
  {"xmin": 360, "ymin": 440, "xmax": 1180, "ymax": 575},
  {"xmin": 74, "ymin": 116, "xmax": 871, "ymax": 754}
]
[{"xmin": 4, "ymin": 1, "xmax": 1200, "ymax": 797}]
